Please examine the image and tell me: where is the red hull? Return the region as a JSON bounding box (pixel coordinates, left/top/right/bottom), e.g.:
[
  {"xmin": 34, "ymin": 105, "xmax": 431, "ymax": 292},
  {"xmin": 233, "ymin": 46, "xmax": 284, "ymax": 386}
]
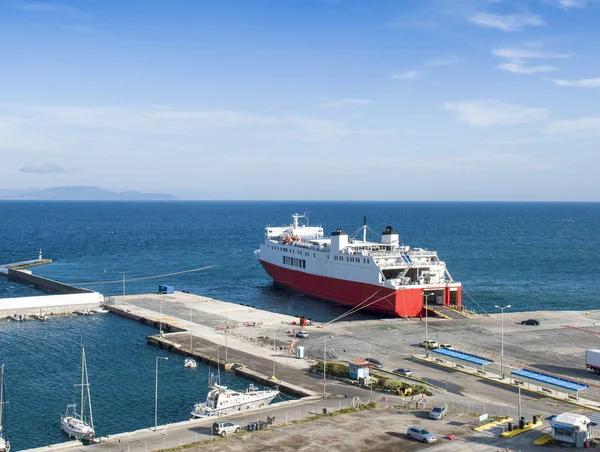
[{"xmin": 259, "ymin": 260, "xmax": 459, "ymax": 318}]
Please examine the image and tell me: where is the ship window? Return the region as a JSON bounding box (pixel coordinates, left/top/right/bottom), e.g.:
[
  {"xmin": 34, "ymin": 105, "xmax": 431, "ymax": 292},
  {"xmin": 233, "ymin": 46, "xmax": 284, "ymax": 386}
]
[{"xmin": 327, "ymin": 255, "xmax": 329, "ymax": 259}]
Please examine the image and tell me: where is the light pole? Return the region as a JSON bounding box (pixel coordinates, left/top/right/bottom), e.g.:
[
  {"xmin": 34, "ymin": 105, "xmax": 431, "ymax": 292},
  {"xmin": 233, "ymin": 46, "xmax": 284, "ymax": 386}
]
[
  {"xmin": 120, "ymin": 271, "xmax": 129, "ymax": 297},
  {"xmin": 495, "ymin": 304, "xmax": 511, "ymax": 379},
  {"xmin": 324, "ymin": 335, "xmax": 333, "ymax": 399},
  {"xmin": 155, "ymin": 356, "xmax": 168, "ymax": 431},
  {"xmin": 159, "ymin": 293, "xmax": 163, "ymax": 337},
  {"xmin": 421, "ymin": 292, "xmax": 434, "ymax": 357}
]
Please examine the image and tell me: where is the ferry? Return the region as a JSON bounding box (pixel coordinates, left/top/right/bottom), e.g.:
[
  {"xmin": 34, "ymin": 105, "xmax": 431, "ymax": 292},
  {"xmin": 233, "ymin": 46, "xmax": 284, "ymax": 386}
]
[{"xmin": 255, "ymin": 214, "xmax": 462, "ymax": 318}]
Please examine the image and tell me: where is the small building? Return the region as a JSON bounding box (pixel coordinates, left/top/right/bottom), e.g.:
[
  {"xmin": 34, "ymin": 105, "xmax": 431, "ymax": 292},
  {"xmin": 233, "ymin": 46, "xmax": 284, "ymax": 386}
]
[
  {"xmin": 550, "ymin": 412, "xmax": 593, "ymax": 448},
  {"xmin": 348, "ymin": 358, "xmax": 372, "ymax": 380}
]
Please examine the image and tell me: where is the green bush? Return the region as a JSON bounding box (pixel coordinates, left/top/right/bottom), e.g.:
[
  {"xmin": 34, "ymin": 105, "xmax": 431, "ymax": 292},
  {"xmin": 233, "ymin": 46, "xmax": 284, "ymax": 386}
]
[{"xmin": 310, "ymin": 361, "xmax": 349, "ymax": 377}]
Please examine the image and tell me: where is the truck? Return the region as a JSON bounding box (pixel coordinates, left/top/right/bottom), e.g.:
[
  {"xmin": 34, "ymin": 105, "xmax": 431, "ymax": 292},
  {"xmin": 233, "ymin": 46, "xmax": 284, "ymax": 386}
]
[{"xmin": 586, "ymin": 349, "xmax": 600, "ymax": 374}]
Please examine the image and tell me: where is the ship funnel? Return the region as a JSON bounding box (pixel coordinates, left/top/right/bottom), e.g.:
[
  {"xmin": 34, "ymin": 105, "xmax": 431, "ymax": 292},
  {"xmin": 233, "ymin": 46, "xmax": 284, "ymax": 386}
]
[
  {"xmin": 381, "ymin": 226, "xmax": 399, "ymax": 247},
  {"xmin": 331, "ymin": 229, "xmax": 349, "ymax": 252}
]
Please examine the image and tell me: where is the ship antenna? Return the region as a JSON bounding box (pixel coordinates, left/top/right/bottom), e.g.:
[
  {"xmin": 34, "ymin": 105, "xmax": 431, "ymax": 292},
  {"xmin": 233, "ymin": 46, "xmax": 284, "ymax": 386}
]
[
  {"xmin": 363, "ymin": 216, "xmax": 367, "ymax": 243},
  {"xmin": 217, "ymin": 347, "xmax": 221, "ymax": 385}
]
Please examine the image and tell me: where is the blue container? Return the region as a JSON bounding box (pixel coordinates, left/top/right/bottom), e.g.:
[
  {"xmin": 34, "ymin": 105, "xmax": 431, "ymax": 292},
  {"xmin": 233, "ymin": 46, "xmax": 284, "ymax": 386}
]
[{"xmin": 158, "ymin": 284, "xmax": 174, "ymax": 294}]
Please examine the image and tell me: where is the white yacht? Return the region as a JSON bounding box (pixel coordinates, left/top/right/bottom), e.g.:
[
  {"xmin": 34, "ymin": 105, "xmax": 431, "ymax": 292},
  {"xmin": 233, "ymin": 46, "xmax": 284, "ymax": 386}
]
[
  {"xmin": 0, "ymin": 365, "xmax": 9, "ymax": 452},
  {"xmin": 191, "ymin": 375, "xmax": 279, "ymax": 418},
  {"xmin": 61, "ymin": 346, "xmax": 95, "ymax": 441}
]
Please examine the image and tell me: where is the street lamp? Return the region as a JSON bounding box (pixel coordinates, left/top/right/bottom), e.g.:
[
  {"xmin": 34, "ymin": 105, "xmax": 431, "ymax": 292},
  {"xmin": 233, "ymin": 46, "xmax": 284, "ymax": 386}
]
[
  {"xmin": 421, "ymin": 292, "xmax": 434, "ymax": 357},
  {"xmin": 155, "ymin": 356, "xmax": 168, "ymax": 431},
  {"xmin": 494, "ymin": 304, "xmax": 511, "ymax": 379},
  {"xmin": 159, "ymin": 293, "xmax": 163, "ymax": 337},
  {"xmin": 121, "ymin": 271, "xmax": 129, "ymax": 297},
  {"xmin": 324, "ymin": 335, "xmax": 333, "ymax": 399}
]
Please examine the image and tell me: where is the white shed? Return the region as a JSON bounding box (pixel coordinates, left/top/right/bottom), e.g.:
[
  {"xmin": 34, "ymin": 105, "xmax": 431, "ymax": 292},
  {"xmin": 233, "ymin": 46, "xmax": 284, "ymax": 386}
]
[{"xmin": 551, "ymin": 412, "xmax": 593, "ymax": 448}]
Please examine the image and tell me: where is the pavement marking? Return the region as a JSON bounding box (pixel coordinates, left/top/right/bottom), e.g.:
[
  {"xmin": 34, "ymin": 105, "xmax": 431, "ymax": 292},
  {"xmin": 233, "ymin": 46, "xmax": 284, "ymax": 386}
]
[{"xmin": 563, "ymin": 325, "xmax": 600, "ymax": 336}]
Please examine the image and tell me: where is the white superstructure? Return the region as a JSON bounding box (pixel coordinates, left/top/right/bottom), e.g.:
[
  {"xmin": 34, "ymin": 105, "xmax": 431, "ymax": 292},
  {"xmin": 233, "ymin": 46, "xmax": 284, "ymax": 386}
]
[{"xmin": 191, "ymin": 378, "xmax": 279, "ymax": 418}]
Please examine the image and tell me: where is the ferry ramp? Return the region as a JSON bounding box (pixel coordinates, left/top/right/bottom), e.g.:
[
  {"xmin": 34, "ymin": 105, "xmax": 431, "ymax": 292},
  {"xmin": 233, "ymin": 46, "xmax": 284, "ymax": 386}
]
[{"xmin": 430, "ymin": 305, "xmax": 472, "ymax": 320}]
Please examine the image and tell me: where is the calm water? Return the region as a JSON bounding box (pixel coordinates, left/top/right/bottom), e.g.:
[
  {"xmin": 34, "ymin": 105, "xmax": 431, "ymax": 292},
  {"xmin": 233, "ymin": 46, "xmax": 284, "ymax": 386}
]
[
  {"xmin": 0, "ymin": 313, "xmax": 258, "ymax": 451},
  {"xmin": 1, "ymin": 201, "xmax": 599, "ymax": 315},
  {"xmin": 1, "ymin": 201, "xmax": 600, "ymax": 450}
]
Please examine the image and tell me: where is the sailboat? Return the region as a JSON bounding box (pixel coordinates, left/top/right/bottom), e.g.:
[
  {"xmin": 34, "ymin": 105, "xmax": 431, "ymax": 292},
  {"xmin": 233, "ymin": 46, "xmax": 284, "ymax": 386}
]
[
  {"xmin": 0, "ymin": 365, "xmax": 9, "ymax": 452},
  {"xmin": 60, "ymin": 346, "xmax": 95, "ymax": 441}
]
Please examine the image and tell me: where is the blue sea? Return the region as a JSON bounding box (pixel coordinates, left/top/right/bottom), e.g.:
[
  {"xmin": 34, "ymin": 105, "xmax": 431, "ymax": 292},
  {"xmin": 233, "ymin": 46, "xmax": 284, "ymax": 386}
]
[
  {"xmin": 1, "ymin": 201, "xmax": 600, "ymax": 450},
  {"xmin": 1, "ymin": 201, "xmax": 598, "ymax": 315}
]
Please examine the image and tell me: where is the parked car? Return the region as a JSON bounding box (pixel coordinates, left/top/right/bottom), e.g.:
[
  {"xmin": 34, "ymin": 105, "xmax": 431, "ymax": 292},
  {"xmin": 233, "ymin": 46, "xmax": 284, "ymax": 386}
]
[
  {"xmin": 395, "ymin": 368, "xmax": 412, "ymax": 377},
  {"xmin": 365, "ymin": 357, "xmax": 383, "ymax": 368},
  {"xmin": 419, "ymin": 340, "xmax": 439, "ymax": 349},
  {"xmin": 440, "ymin": 343, "xmax": 454, "ymax": 350},
  {"xmin": 521, "ymin": 319, "xmax": 540, "ymax": 326},
  {"xmin": 296, "ymin": 331, "xmax": 309, "ymax": 338},
  {"xmin": 429, "ymin": 404, "xmax": 448, "ymax": 420},
  {"xmin": 212, "ymin": 421, "xmax": 241, "ymax": 437},
  {"xmin": 407, "ymin": 426, "xmax": 437, "ymax": 443}
]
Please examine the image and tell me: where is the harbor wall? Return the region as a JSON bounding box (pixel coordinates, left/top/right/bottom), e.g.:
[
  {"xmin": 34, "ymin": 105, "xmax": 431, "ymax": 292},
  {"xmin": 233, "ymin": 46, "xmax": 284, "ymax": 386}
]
[
  {"xmin": 0, "ymin": 292, "xmax": 104, "ymax": 318},
  {"xmin": 7, "ymin": 268, "xmax": 93, "ymax": 294}
]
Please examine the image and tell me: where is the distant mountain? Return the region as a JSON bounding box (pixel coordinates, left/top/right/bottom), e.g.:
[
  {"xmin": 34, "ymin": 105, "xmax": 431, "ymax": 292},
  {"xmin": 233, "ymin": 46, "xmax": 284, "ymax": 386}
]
[{"xmin": 0, "ymin": 186, "xmax": 179, "ymax": 201}]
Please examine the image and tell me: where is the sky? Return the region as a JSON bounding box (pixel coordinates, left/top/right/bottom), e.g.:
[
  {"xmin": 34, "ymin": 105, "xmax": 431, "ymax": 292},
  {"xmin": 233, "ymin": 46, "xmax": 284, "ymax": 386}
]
[{"xmin": 0, "ymin": 0, "xmax": 599, "ymax": 201}]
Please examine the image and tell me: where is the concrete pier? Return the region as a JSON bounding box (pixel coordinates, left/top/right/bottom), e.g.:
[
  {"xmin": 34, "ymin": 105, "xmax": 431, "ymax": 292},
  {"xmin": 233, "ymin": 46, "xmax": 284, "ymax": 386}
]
[
  {"xmin": 17, "ymin": 289, "xmax": 600, "ymax": 451},
  {"xmin": 0, "ymin": 258, "xmax": 52, "ymax": 274},
  {"xmin": 0, "ymin": 269, "xmax": 104, "ymax": 318}
]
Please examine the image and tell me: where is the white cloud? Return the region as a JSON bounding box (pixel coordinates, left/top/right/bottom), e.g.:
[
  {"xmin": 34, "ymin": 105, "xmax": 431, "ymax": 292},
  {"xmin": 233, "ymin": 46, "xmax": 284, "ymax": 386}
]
[
  {"xmin": 497, "ymin": 61, "xmax": 557, "ymax": 74},
  {"xmin": 426, "ymin": 54, "xmax": 460, "ymax": 67},
  {"xmin": 493, "ymin": 47, "xmax": 570, "ymax": 59},
  {"xmin": 0, "ymin": 103, "xmax": 395, "ymax": 147},
  {"xmin": 315, "ymin": 98, "xmax": 374, "ymax": 108},
  {"xmin": 543, "ymin": 116, "xmax": 600, "ymax": 135},
  {"xmin": 557, "ymin": 0, "xmax": 586, "ymax": 9},
  {"xmin": 391, "ymin": 70, "xmax": 420, "ymax": 80},
  {"xmin": 555, "ymin": 77, "xmax": 600, "ymax": 87},
  {"xmin": 440, "ymin": 99, "xmax": 547, "ymax": 127},
  {"xmin": 61, "ymin": 24, "xmax": 92, "ymax": 33},
  {"xmin": 20, "ymin": 162, "xmax": 77, "ymax": 173},
  {"xmin": 468, "ymin": 12, "xmax": 545, "ymax": 31}
]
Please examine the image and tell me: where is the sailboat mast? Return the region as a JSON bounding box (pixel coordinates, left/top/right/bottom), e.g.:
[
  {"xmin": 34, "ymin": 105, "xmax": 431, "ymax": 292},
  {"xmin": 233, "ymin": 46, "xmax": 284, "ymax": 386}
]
[
  {"xmin": 190, "ymin": 307, "xmax": 193, "ymax": 352},
  {"xmin": 84, "ymin": 350, "xmax": 94, "ymax": 430},
  {"xmin": 0, "ymin": 365, "xmax": 4, "ymax": 433},
  {"xmin": 80, "ymin": 347, "xmax": 85, "ymax": 422}
]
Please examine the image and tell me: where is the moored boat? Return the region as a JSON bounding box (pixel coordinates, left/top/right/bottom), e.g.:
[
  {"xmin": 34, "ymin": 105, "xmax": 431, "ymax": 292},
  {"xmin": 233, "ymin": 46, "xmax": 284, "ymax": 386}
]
[
  {"xmin": 60, "ymin": 346, "xmax": 95, "ymax": 441},
  {"xmin": 191, "ymin": 375, "xmax": 279, "ymax": 418},
  {"xmin": 256, "ymin": 214, "xmax": 462, "ymax": 318},
  {"xmin": 184, "ymin": 357, "xmax": 198, "ymax": 369}
]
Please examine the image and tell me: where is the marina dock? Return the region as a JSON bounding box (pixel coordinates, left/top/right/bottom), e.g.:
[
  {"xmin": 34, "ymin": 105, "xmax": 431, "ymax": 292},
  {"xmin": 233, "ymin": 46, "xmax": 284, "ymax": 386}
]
[{"xmin": 9, "ymin": 287, "xmax": 600, "ymax": 451}]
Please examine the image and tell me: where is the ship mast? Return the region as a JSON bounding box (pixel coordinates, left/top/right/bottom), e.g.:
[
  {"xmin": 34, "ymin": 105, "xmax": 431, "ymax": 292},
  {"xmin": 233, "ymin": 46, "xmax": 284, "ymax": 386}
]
[{"xmin": 363, "ymin": 216, "xmax": 367, "ymax": 243}]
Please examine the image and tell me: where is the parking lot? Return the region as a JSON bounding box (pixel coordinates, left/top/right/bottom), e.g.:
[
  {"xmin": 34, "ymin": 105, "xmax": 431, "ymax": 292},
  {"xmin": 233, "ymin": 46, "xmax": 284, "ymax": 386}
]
[{"xmin": 186, "ymin": 407, "xmax": 541, "ymax": 452}]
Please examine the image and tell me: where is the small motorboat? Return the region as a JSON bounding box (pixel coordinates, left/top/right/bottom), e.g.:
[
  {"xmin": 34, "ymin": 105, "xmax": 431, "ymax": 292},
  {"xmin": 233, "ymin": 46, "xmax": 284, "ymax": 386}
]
[{"xmin": 184, "ymin": 357, "xmax": 197, "ymax": 369}]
